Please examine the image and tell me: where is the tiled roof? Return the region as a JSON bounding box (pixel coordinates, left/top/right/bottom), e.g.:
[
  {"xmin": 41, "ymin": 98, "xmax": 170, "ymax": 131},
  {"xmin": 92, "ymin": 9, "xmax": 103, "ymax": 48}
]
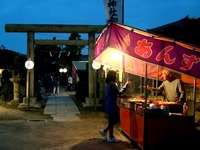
[{"xmin": 147, "ymin": 16, "xmax": 189, "ymax": 33}]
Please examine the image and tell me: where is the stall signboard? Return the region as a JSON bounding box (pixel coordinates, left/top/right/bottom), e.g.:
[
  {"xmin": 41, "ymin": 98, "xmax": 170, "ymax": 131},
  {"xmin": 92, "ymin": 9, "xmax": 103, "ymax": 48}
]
[{"xmin": 94, "ymin": 23, "xmax": 200, "ymax": 81}]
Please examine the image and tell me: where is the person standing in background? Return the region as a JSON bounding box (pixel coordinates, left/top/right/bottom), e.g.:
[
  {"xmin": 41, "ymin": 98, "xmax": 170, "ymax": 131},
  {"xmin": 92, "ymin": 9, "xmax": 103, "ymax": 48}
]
[
  {"xmin": 68, "ymin": 75, "xmax": 73, "ymax": 91},
  {"xmin": 99, "ymin": 70, "xmax": 131, "ymax": 143},
  {"xmin": 52, "ymin": 73, "xmax": 60, "ymax": 95}
]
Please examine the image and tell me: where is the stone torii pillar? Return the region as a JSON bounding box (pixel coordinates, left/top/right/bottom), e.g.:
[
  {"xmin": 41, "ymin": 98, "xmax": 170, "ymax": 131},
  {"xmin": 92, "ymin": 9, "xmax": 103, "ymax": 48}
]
[
  {"xmin": 24, "ymin": 32, "xmax": 37, "ymax": 106},
  {"xmin": 86, "ymin": 32, "xmax": 96, "ymax": 106}
]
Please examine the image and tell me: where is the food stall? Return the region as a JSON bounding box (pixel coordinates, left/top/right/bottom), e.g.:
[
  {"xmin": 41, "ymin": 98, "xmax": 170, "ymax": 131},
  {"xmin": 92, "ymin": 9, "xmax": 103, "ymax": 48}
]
[
  {"xmin": 93, "ymin": 22, "xmax": 200, "ymax": 149},
  {"xmin": 119, "ymin": 97, "xmax": 194, "ymax": 149}
]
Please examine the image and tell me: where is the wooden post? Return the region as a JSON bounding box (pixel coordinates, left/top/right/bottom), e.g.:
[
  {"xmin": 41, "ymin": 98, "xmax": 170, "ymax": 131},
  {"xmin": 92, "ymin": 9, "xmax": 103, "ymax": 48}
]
[{"xmin": 88, "ymin": 32, "xmax": 96, "ymax": 106}]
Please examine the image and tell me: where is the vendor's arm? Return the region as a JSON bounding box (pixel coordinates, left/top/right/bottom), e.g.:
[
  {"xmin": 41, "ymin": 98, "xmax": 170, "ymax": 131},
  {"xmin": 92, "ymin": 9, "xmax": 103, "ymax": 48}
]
[
  {"xmin": 146, "ymin": 84, "xmax": 164, "ymax": 93},
  {"xmin": 176, "ymin": 79, "xmax": 186, "ymax": 104}
]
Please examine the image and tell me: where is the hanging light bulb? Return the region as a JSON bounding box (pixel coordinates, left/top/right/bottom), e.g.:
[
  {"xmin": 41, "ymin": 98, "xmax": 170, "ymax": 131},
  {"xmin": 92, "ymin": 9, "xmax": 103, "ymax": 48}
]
[
  {"xmin": 67, "ymin": 52, "xmax": 70, "ymax": 56},
  {"xmin": 76, "ymin": 51, "xmax": 79, "ymax": 55},
  {"xmin": 103, "ymin": 65, "xmax": 108, "ymax": 71},
  {"xmin": 49, "ymin": 51, "xmax": 52, "ymax": 57},
  {"xmin": 58, "ymin": 51, "xmax": 62, "ymax": 58},
  {"xmin": 92, "ymin": 61, "xmax": 101, "ymax": 70}
]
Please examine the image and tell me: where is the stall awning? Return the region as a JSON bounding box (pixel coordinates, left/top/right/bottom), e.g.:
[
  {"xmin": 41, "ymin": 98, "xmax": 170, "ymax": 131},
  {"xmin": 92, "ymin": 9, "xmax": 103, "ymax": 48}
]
[{"xmin": 93, "ymin": 22, "xmax": 200, "ymax": 86}]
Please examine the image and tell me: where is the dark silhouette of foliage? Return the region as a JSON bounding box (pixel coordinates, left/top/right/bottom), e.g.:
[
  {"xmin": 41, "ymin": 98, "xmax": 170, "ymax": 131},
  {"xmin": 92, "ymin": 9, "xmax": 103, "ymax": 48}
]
[
  {"xmin": 34, "ymin": 44, "xmax": 61, "ymax": 75},
  {"xmin": 1, "ymin": 69, "xmax": 13, "ymax": 101},
  {"xmin": 0, "ymin": 49, "xmax": 26, "ymax": 71},
  {"xmin": 0, "ymin": 49, "xmax": 26, "ymax": 101},
  {"xmin": 34, "ymin": 33, "xmax": 85, "ymax": 77},
  {"xmin": 148, "ymin": 16, "xmax": 200, "ymax": 47}
]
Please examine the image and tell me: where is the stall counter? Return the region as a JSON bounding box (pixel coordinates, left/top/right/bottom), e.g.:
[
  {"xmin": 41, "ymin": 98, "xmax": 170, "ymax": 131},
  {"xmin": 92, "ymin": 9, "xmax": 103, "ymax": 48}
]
[{"xmin": 119, "ymin": 99, "xmax": 195, "ymax": 150}]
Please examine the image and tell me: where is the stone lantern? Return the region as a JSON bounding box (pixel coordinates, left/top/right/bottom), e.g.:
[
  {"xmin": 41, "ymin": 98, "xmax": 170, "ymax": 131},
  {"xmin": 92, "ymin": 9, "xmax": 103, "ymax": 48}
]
[{"xmin": 10, "ymin": 70, "xmax": 21, "ymax": 104}]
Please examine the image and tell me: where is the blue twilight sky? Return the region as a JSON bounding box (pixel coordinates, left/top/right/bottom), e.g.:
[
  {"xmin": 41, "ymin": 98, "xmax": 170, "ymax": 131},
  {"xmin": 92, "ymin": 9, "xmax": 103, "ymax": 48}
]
[{"xmin": 0, "ymin": 0, "xmax": 200, "ymax": 55}]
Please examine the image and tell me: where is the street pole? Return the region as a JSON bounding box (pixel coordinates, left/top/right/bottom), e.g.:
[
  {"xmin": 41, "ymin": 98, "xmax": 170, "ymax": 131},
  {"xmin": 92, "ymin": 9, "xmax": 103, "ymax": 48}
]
[
  {"xmin": 27, "ymin": 70, "xmax": 30, "ymax": 110},
  {"xmin": 25, "ymin": 58, "xmax": 34, "ymax": 110}
]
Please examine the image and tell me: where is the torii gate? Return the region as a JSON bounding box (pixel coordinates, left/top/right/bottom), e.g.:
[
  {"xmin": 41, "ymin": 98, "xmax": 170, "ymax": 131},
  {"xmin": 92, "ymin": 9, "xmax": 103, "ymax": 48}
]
[{"xmin": 5, "ymin": 24, "xmax": 105, "ymax": 107}]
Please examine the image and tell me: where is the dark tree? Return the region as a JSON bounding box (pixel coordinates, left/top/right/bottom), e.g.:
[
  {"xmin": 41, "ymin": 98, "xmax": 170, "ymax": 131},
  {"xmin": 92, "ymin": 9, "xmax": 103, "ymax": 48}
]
[
  {"xmin": 1, "ymin": 69, "xmax": 13, "ymax": 101},
  {"xmin": 147, "ymin": 16, "xmax": 200, "ymax": 47}
]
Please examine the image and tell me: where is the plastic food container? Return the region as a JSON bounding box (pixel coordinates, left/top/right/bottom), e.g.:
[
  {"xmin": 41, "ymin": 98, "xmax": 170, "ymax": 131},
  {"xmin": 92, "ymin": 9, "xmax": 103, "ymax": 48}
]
[
  {"xmin": 161, "ymin": 104, "xmax": 169, "ymax": 116},
  {"xmin": 149, "ymin": 102, "xmax": 159, "ymax": 109}
]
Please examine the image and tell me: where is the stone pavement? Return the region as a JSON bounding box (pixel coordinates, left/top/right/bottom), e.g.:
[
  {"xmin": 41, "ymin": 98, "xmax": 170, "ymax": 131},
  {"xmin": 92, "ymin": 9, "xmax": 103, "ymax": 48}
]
[{"xmin": 44, "ymin": 87, "xmax": 81, "ymax": 122}]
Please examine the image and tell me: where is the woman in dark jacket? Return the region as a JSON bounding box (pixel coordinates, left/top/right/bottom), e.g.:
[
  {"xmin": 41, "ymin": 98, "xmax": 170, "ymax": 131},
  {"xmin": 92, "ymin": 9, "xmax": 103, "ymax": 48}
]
[{"xmin": 99, "ymin": 70, "xmax": 131, "ymax": 143}]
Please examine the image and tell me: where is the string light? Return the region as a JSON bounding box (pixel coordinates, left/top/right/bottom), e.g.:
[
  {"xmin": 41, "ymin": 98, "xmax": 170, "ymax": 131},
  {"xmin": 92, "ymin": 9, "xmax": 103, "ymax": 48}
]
[
  {"xmin": 49, "ymin": 52, "xmax": 52, "ymax": 57},
  {"xmin": 58, "ymin": 51, "xmax": 62, "ymax": 58},
  {"xmin": 67, "ymin": 52, "xmax": 70, "ymax": 56}
]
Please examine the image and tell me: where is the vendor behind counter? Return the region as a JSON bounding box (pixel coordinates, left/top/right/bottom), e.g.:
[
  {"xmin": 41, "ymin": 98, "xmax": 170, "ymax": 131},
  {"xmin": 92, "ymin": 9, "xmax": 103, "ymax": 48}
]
[
  {"xmin": 145, "ymin": 69, "xmax": 186, "ymax": 104},
  {"xmin": 119, "ymin": 70, "xmax": 188, "ymax": 115}
]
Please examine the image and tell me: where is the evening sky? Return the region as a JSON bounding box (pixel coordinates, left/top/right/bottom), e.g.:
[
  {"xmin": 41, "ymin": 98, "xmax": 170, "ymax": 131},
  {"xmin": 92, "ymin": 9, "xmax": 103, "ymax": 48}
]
[{"xmin": 0, "ymin": 0, "xmax": 200, "ymax": 55}]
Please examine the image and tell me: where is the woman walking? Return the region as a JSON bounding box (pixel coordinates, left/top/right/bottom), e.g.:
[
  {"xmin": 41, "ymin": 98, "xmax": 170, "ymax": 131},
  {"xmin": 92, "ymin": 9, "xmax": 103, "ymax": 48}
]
[{"xmin": 99, "ymin": 70, "xmax": 131, "ymax": 143}]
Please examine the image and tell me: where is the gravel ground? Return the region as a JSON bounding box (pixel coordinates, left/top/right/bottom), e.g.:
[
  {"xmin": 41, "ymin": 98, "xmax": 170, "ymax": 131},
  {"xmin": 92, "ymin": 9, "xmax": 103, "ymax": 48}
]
[
  {"xmin": 0, "ymin": 96, "xmax": 134, "ymax": 150},
  {"xmin": 1, "ymin": 94, "xmax": 200, "ymax": 150}
]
